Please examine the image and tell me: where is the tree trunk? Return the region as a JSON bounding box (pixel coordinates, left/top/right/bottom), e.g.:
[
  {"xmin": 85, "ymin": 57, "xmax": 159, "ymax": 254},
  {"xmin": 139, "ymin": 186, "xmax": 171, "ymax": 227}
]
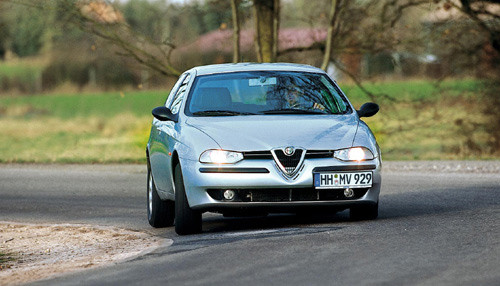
[
  {"xmin": 272, "ymin": 0, "xmax": 280, "ymax": 61},
  {"xmin": 321, "ymin": 0, "xmax": 341, "ymax": 71},
  {"xmin": 230, "ymin": 0, "xmax": 240, "ymax": 63},
  {"xmin": 253, "ymin": 0, "xmax": 278, "ymax": 63}
]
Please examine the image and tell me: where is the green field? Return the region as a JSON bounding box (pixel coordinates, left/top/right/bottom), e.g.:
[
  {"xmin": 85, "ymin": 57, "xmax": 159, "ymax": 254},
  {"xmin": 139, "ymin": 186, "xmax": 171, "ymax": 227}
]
[
  {"xmin": 0, "ymin": 90, "xmax": 166, "ymax": 163},
  {"xmin": 0, "ymin": 80, "xmax": 493, "ymax": 163}
]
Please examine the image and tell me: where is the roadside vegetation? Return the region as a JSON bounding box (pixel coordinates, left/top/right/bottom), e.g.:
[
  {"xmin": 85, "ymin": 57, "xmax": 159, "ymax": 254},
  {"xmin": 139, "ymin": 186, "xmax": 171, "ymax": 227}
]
[
  {"xmin": 0, "ymin": 90, "xmax": 163, "ymax": 163},
  {"xmin": 0, "ymin": 79, "xmax": 493, "ymax": 163},
  {"xmin": 0, "ymin": 251, "xmax": 15, "ymax": 270},
  {"xmin": 0, "ymin": 59, "xmax": 45, "ymax": 94},
  {"xmin": 0, "ymin": 1, "xmax": 498, "ymax": 163}
]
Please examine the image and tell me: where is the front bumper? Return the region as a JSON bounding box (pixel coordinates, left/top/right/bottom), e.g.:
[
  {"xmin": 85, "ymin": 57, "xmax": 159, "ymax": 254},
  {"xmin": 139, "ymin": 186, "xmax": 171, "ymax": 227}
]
[{"xmin": 182, "ymin": 157, "xmax": 381, "ymax": 212}]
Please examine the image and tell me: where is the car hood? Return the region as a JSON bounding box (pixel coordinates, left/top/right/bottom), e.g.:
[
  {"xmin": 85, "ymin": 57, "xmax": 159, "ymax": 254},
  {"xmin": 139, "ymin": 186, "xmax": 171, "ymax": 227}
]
[{"xmin": 185, "ymin": 115, "xmax": 359, "ymax": 151}]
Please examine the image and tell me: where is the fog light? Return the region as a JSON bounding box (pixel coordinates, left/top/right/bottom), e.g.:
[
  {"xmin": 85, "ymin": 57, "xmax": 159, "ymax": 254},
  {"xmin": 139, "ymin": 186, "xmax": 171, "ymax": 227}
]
[
  {"xmin": 344, "ymin": 188, "xmax": 354, "ymax": 198},
  {"xmin": 223, "ymin": 190, "xmax": 235, "ymax": 200}
]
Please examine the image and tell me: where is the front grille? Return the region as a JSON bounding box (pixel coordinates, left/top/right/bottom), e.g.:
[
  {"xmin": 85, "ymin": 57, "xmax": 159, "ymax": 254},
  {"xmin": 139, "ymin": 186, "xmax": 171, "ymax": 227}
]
[
  {"xmin": 207, "ymin": 188, "xmax": 369, "ymax": 202},
  {"xmin": 242, "ymin": 151, "xmax": 273, "ymax": 159},
  {"xmin": 251, "ymin": 189, "xmax": 290, "ymax": 202},
  {"xmin": 305, "ymin": 150, "xmax": 334, "ymax": 159},
  {"xmin": 243, "ymin": 150, "xmax": 334, "ymax": 160},
  {"xmin": 274, "ymin": 149, "xmax": 303, "ymax": 173}
]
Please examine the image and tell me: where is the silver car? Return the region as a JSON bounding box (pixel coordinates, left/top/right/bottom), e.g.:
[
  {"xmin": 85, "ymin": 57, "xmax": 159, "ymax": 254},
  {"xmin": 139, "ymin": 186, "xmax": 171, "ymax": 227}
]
[{"xmin": 146, "ymin": 63, "xmax": 381, "ymax": 235}]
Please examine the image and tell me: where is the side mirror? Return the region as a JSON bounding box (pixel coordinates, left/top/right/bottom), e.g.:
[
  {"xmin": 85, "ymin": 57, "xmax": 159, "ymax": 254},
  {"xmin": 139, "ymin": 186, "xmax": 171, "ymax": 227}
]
[
  {"xmin": 357, "ymin": 102, "xmax": 379, "ymax": 118},
  {"xmin": 152, "ymin": 106, "xmax": 177, "ymax": 122}
]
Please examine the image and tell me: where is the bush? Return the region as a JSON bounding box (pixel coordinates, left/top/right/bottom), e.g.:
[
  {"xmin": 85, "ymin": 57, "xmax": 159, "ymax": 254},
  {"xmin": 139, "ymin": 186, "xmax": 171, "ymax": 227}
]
[
  {"xmin": 0, "ymin": 62, "xmax": 42, "ymax": 93},
  {"xmin": 41, "ymin": 46, "xmax": 140, "ymax": 91}
]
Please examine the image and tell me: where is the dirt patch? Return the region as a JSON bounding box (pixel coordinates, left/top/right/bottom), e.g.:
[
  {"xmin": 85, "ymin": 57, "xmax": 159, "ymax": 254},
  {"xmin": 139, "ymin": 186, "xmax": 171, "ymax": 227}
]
[{"xmin": 0, "ymin": 222, "xmax": 168, "ymax": 285}]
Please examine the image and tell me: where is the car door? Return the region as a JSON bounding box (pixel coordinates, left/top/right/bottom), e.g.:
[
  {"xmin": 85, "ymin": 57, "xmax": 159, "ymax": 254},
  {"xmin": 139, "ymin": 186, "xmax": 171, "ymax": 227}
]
[{"xmin": 150, "ymin": 73, "xmax": 191, "ymax": 197}]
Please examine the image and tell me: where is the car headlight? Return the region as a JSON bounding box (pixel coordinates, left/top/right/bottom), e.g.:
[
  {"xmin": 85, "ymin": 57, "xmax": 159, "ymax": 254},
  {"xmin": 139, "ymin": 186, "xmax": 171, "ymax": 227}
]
[
  {"xmin": 199, "ymin": 149, "xmax": 244, "ymax": 164},
  {"xmin": 334, "ymin": 147, "xmax": 374, "ymax": 162}
]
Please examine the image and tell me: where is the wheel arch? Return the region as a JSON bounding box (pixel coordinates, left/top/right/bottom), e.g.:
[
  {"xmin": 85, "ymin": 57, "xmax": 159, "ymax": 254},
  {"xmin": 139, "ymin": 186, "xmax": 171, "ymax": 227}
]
[
  {"xmin": 146, "ymin": 147, "xmax": 151, "ymax": 168},
  {"xmin": 171, "ymin": 150, "xmax": 180, "ymax": 176},
  {"xmin": 169, "ymin": 150, "xmax": 180, "ymax": 197}
]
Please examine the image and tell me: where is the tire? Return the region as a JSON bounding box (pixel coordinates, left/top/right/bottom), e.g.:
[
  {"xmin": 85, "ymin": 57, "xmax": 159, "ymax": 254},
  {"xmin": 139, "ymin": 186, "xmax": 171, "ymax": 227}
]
[
  {"xmin": 147, "ymin": 167, "xmax": 175, "ymax": 228},
  {"xmin": 350, "ymin": 202, "xmax": 378, "ymax": 221},
  {"xmin": 174, "ymin": 164, "xmax": 202, "ymax": 235}
]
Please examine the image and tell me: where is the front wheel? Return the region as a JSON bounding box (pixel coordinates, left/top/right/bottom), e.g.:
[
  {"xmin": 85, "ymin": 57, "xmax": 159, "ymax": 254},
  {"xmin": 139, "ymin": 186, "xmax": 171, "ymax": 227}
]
[
  {"xmin": 174, "ymin": 164, "xmax": 202, "ymax": 235},
  {"xmin": 147, "ymin": 168, "xmax": 175, "ymax": 228},
  {"xmin": 350, "ymin": 202, "xmax": 378, "ymax": 221}
]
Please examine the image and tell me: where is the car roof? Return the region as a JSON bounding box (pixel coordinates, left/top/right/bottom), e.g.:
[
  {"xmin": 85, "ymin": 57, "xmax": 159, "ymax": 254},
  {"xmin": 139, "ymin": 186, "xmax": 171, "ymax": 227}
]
[{"xmin": 188, "ymin": 62, "xmax": 326, "ymax": 76}]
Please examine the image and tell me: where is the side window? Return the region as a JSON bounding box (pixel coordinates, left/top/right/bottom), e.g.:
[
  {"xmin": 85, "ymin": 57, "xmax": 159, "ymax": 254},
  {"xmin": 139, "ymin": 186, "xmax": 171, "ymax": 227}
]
[
  {"xmin": 182, "ymin": 73, "xmax": 191, "ymax": 85},
  {"xmin": 170, "ymin": 85, "xmax": 187, "ymax": 114},
  {"xmin": 165, "ymin": 73, "xmax": 188, "ymax": 107},
  {"xmin": 168, "ymin": 73, "xmax": 192, "ymax": 114},
  {"xmin": 320, "ymin": 76, "xmax": 347, "ymax": 113}
]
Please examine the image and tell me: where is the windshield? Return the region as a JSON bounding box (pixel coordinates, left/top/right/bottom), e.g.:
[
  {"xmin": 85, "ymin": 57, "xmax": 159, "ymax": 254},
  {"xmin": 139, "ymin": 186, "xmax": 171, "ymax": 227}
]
[{"xmin": 185, "ymin": 71, "xmax": 351, "ymax": 116}]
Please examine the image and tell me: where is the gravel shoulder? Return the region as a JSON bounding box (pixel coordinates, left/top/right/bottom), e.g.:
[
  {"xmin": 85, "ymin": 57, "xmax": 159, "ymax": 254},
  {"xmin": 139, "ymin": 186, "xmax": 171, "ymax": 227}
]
[
  {"xmin": 0, "ymin": 222, "xmax": 170, "ymax": 286},
  {"xmin": 3, "ymin": 160, "xmax": 499, "ymax": 174},
  {"xmin": 382, "ymin": 160, "xmax": 500, "ymax": 173}
]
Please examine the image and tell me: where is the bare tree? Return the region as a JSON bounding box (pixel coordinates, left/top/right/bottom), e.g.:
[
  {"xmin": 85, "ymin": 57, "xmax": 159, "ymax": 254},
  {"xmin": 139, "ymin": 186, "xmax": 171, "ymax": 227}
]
[
  {"xmin": 72, "ymin": 0, "xmax": 181, "ymax": 77},
  {"xmin": 442, "ymin": 0, "xmax": 500, "ymax": 150},
  {"xmin": 381, "ymin": 0, "xmax": 499, "ymax": 56},
  {"xmin": 321, "ymin": 0, "xmax": 341, "ymax": 70},
  {"xmin": 6, "ymin": 0, "xmax": 182, "ymax": 77},
  {"xmin": 451, "ymin": 0, "xmax": 500, "ymax": 54}
]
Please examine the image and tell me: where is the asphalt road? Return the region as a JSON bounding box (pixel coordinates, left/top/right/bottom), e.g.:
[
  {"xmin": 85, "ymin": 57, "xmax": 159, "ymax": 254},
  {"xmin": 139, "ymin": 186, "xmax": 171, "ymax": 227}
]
[{"xmin": 0, "ymin": 162, "xmax": 499, "ymax": 285}]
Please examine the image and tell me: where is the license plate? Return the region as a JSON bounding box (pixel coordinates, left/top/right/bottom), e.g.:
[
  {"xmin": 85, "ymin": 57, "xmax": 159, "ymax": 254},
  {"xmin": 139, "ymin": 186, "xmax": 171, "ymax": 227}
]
[{"xmin": 314, "ymin": 172, "xmax": 373, "ymax": 189}]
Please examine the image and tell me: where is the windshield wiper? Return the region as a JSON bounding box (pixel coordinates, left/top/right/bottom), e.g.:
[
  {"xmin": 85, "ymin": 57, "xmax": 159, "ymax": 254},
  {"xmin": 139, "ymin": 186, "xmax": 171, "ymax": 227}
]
[
  {"xmin": 260, "ymin": 108, "xmax": 330, "ymax": 115},
  {"xmin": 192, "ymin": 110, "xmax": 258, "ymax": 116}
]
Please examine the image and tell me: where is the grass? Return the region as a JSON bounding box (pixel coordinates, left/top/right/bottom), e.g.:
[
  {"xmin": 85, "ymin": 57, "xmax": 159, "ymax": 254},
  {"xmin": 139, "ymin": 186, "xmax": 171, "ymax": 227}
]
[
  {"xmin": 0, "ymin": 90, "xmax": 166, "ymax": 118},
  {"xmin": 0, "ymin": 79, "xmax": 495, "ymax": 163},
  {"xmin": 343, "ymin": 79, "xmax": 493, "ymax": 160},
  {"xmin": 341, "ymin": 79, "xmax": 481, "ymax": 104},
  {"xmin": 0, "ymin": 90, "xmax": 165, "ymax": 163}
]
